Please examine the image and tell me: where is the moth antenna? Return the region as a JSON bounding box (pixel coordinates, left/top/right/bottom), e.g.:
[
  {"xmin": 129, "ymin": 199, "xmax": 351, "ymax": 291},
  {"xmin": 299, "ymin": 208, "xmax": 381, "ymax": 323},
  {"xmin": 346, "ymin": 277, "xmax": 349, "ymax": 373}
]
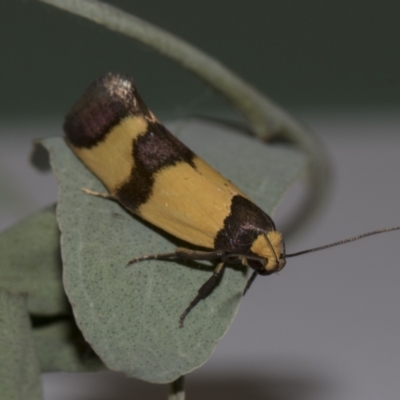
[{"xmin": 286, "ymin": 227, "xmax": 400, "ymax": 258}]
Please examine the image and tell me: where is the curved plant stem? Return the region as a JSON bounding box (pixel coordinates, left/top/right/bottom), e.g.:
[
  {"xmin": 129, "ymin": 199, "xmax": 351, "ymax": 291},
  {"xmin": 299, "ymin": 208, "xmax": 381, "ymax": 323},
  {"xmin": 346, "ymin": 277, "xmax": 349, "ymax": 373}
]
[
  {"xmin": 38, "ymin": 0, "xmax": 331, "ymax": 230},
  {"xmin": 169, "ymin": 376, "xmax": 185, "ymax": 400}
]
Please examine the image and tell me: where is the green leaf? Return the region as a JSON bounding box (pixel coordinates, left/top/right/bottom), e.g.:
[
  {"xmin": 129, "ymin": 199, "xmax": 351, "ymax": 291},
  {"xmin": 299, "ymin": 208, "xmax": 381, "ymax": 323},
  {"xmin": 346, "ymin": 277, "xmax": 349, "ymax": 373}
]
[
  {"xmin": 43, "ymin": 122, "xmax": 306, "ymax": 383},
  {"xmin": 33, "ymin": 318, "xmax": 105, "ymax": 372},
  {"xmin": 0, "ymin": 206, "xmax": 68, "ymax": 315},
  {"xmin": 0, "ymin": 289, "xmax": 42, "ymax": 400}
]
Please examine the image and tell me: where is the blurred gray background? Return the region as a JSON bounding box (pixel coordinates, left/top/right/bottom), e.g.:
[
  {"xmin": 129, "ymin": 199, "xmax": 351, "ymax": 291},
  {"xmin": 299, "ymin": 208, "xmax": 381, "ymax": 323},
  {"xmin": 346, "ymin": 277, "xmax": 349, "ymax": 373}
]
[
  {"xmin": 1, "ymin": 1, "xmax": 399, "ymax": 399},
  {"xmin": 1, "ymin": 0, "xmax": 399, "ymax": 119}
]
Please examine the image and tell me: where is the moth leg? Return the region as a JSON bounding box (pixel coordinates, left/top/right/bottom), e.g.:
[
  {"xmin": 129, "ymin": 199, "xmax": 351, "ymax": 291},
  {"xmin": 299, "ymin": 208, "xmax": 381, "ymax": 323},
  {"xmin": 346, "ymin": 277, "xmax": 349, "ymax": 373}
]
[
  {"xmin": 179, "ymin": 261, "xmax": 226, "ymax": 328},
  {"xmin": 127, "ymin": 248, "xmax": 225, "ymax": 265},
  {"xmin": 243, "ymin": 271, "xmax": 258, "ymax": 295},
  {"xmin": 81, "ymin": 187, "xmax": 115, "ymax": 200},
  {"xmin": 127, "ymin": 252, "xmax": 182, "ymax": 265}
]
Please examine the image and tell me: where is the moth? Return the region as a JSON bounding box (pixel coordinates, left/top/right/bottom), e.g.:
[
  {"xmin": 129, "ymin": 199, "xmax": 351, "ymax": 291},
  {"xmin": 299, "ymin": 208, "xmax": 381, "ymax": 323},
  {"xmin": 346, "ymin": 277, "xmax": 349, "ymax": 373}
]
[{"xmin": 64, "ymin": 73, "xmax": 399, "ymax": 326}]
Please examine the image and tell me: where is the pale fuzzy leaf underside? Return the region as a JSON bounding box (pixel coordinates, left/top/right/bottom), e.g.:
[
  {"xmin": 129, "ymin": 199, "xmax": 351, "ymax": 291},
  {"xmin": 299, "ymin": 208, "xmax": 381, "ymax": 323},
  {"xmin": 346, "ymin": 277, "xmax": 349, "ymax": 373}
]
[{"xmin": 44, "ymin": 121, "xmax": 306, "ymax": 383}]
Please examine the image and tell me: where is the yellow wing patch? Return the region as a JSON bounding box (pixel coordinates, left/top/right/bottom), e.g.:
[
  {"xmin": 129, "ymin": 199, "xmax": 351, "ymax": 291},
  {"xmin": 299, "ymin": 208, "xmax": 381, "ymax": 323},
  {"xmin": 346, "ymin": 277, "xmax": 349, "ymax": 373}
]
[
  {"xmin": 138, "ymin": 157, "xmax": 246, "ymax": 249},
  {"xmin": 70, "ymin": 116, "xmax": 148, "ymax": 194}
]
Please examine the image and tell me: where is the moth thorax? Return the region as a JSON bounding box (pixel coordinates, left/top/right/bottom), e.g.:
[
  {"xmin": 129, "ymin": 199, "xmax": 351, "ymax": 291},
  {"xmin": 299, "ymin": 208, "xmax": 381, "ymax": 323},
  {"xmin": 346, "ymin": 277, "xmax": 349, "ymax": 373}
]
[{"xmin": 250, "ymin": 231, "xmax": 285, "ymax": 272}]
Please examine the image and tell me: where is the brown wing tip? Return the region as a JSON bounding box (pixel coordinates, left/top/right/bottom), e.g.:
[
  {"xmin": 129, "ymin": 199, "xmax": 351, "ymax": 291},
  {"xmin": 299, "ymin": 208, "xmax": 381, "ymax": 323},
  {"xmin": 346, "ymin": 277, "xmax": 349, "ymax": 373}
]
[{"xmin": 64, "ymin": 73, "xmax": 151, "ymax": 148}]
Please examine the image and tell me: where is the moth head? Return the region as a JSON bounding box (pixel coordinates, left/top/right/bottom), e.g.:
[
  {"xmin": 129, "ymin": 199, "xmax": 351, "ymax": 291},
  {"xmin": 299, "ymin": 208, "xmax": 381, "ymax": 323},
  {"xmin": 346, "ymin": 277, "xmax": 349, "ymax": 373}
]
[{"xmin": 248, "ymin": 231, "xmax": 286, "ymax": 275}]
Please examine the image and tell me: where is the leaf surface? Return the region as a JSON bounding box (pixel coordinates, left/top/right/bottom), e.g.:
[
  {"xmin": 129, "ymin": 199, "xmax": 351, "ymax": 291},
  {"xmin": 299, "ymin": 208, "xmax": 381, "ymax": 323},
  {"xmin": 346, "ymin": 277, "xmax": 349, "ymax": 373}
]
[
  {"xmin": 34, "ymin": 318, "xmax": 105, "ymax": 372},
  {"xmin": 0, "ymin": 206, "xmax": 68, "ymax": 315},
  {"xmin": 44, "ymin": 121, "xmax": 306, "ymax": 382},
  {"xmin": 0, "ymin": 290, "xmax": 42, "ymax": 400}
]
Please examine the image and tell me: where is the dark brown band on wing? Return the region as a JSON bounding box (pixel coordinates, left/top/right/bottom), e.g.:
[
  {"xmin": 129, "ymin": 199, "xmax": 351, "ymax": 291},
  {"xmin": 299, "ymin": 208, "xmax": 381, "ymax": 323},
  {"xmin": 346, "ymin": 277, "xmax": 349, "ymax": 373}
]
[
  {"xmin": 64, "ymin": 73, "xmax": 151, "ymax": 148},
  {"xmin": 214, "ymin": 195, "xmax": 276, "ymax": 253},
  {"xmin": 116, "ymin": 121, "xmax": 196, "ymax": 211}
]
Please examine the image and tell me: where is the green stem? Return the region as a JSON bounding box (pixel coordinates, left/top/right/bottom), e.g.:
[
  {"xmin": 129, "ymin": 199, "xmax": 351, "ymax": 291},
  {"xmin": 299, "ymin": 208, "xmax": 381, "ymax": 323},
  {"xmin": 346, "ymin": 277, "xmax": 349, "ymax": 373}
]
[
  {"xmin": 168, "ymin": 376, "xmax": 185, "ymax": 400},
  {"xmin": 38, "ymin": 0, "xmax": 331, "ymax": 230}
]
